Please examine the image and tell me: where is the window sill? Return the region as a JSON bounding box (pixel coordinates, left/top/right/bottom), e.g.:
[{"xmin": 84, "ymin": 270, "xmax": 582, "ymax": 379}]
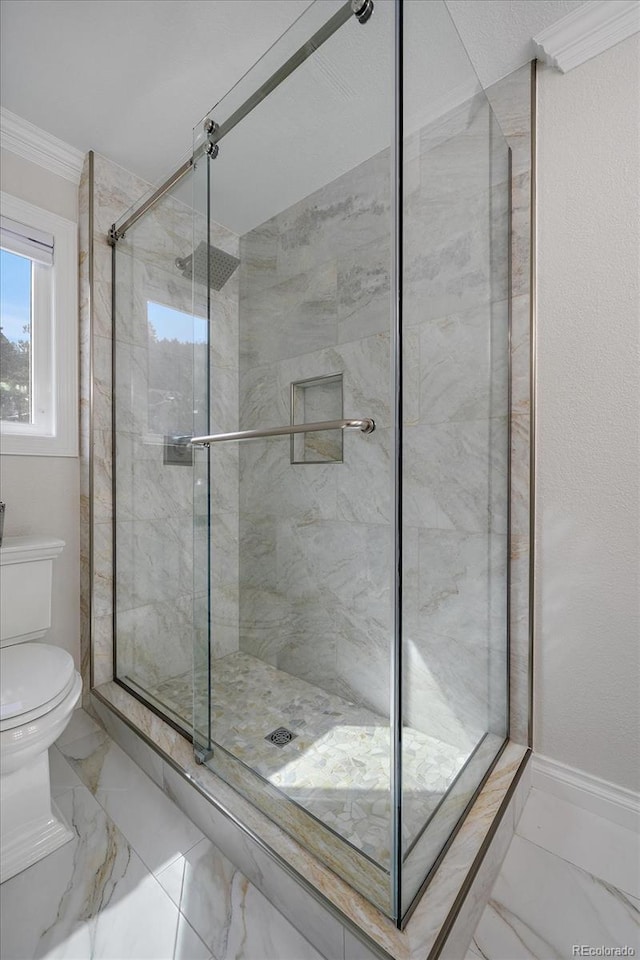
[{"xmin": 0, "ymin": 430, "xmax": 78, "ymax": 457}]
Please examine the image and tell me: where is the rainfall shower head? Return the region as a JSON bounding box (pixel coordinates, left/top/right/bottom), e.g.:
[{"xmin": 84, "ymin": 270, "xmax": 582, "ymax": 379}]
[{"xmin": 175, "ymin": 241, "xmax": 240, "ymax": 291}]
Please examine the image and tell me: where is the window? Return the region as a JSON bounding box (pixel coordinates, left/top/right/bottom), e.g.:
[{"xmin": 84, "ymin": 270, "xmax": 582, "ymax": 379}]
[
  {"xmin": 0, "ymin": 193, "xmax": 77, "ymax": 456},
  {"xmin": 0, "ymin": 247, "xmax": 33, "ymax": 424},
  {"xmin": 145, "ymin": 300, "xmax": 207, "ymax": 438}
]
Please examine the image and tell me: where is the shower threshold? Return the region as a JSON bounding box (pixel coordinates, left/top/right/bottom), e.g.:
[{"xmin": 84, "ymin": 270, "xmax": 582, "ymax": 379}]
[{"xmin": 146, "ymin": 652, "xmax": 472, "ymax": 871}]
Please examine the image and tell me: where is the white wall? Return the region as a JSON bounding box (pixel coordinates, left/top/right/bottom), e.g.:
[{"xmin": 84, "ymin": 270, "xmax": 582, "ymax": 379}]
[
  {"xmin": 0, "ymin": 147, "xmax": 80, "ymax": 668},
  {"xmin": 535, "ymin": 34, "xmax": 640, "ymax": 793}
]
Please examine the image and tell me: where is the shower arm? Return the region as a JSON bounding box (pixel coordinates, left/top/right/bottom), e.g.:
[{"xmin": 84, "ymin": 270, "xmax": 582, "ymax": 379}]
[{"xmin": 190, "ymin": 418, "xmax": 375, "ymax": 446}]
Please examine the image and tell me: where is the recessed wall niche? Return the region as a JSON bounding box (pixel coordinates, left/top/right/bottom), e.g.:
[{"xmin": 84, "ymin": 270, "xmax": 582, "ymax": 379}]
[{"xmin": 290, "ymin": 373, "xmax": 344, "ymax": 464}]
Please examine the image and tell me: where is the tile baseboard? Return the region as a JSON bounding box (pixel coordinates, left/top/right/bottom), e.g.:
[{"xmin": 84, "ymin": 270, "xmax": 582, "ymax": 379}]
[
  {"xmin": 516, "ymin": 787, "xmax": 640, "ymax": 900},
  {"xmin": 531, "ymin": 754, "xmax": 640, "ymax": 833}
]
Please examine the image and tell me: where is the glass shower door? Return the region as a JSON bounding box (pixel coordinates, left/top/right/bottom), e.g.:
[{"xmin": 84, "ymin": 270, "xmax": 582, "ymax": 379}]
[
  {"xmin": 112, "ymin": 170, "xmax": 209, "ymax": 735},
  {"xmin": 192, "ymin": 0, "xmax": 397, "ymax": 916},
  {"xmin": 189, "ymin": 0, "xmax": 511, "ymax": 925}
]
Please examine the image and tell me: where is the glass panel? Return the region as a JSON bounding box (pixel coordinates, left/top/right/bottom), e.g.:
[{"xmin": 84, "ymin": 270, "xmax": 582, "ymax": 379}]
[
  {"xmin": 192, "ymin": 144, "xmax": 212, "ymax": 758},
  {"xmin": 195, "ymin": 0, "xmax": 396, "ymax": 915},
  {"xmin": 110, "ymin": 0, "xmax": 512, "ymax": 925},
  {"xmin": 113, "ymin": 170, "xmax": 207, "ymax": 734},
  {"xmin": 0, "ymin": 249, "xmax": 32, "ymax": 423},
  {"xmin": 400, "ymin": 0, "xmax": 510, "ymax": 917}
]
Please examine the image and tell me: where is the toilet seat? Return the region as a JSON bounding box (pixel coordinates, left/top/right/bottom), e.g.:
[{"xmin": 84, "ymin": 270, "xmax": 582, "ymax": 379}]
[{"xmin": 0, "ymin": 643, "xmax": 76, "ymax": 731}]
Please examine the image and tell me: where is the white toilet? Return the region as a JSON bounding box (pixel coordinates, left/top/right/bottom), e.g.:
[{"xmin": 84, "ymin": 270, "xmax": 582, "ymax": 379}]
[{"xmin": 0, "ymin": 536, "xmax": 82, "ymax": 883}]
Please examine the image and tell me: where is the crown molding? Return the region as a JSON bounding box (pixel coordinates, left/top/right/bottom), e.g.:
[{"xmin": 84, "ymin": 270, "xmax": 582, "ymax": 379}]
[
  {"xmin": 0, "ymin": 107, "xmax": 84, "ymax": 184},
  {"xmin": 533, "ymin": 0, "xmax": 640, "ymax": 73}
]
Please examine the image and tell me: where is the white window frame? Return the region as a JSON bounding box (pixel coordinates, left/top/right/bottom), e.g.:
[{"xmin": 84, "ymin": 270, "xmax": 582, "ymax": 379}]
[{"xmin": 0, "ymin": 192, "xmax": 78, "ymax": 456}]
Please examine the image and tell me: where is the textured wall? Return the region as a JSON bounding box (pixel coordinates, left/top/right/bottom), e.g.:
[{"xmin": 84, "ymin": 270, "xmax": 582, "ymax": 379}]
[
  {"xmin": 0, "ymin": 147, "xmax": 80, "ymax": 669},
  {"xmin": 535, "ymin": 35, "xmax": 640, "ymax": 792}
]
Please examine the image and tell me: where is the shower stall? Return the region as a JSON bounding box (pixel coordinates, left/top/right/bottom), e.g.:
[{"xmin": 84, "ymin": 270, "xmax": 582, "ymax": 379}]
[{"xmin": 109, "ymin": 0, "xmax": 512, "ymax": 924}]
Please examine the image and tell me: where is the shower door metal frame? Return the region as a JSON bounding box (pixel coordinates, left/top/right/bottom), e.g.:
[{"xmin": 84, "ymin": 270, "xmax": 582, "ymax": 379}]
[
  {"xmin": 107, "ymin": 1, "xmax": 363, "ymax": 246},
  {"xmin": 390, "ymin": 0, "xmax": 403, "ymax": 925}
]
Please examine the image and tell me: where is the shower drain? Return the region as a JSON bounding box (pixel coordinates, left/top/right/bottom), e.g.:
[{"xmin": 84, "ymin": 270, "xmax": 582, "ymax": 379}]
[{"xmin": 265, "ymin": 726, "xmax": 298, "ymax": 748}]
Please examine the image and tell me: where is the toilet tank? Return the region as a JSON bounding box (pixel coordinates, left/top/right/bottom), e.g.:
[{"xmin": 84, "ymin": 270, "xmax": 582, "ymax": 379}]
[{"xmin": 0, "ymin": 537, "xmax": 65, "ymax": 647}]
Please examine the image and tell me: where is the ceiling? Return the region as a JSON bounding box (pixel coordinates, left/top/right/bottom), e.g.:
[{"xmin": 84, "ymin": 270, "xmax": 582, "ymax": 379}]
[{"xmin": 1, "ymin": 0, "xmax": 586, "ymax": 233}]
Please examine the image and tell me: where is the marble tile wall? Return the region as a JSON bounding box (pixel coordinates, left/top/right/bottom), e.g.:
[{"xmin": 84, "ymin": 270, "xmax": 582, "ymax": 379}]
[
  {"xmin": 402, "ymin": 90, "xmax": 511, "ymax": 753},
  {"xmin": 405, "ymin": 63, "xmax": 533, "ymax": 753},
  {"xmin": 237, "ymin": 149, "xmax": 394, "ymax": 717},
  {"xmin": 237, "ymin": 68, "xmax": 531, "ymax": 757}
]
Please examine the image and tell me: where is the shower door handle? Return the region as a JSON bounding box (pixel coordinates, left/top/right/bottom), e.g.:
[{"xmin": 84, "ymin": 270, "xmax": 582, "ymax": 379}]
[{"xmin": 190, "ymin": 418, "xmax": 375, "ymax": 446}]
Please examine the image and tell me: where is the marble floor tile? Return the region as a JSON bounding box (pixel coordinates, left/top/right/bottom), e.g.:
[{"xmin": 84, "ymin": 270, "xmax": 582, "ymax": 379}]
[
  {"xmin": 0, "ymin": 780, "xmax": 211, "ymax": 960},
  {"xmin": 55, "ymin": 707, "xmax": 104, "ymax": 747},
  {"xmin": 160, "ymin": 766, "xmax": 348, "ymax": 960},
  {"xmin": 156, "ymin": 837, "xmax": 327, "ymax": 960},
  {"xmin": 344, "ymin": 928, "xmax": 388, "ymax": 960},
  {"xmin": 471, "ymin": 835, "xmax": 640, "ymax": 960},
  {"xmin": 49, "ymin": 744, "xmax": 83, "ymax": 798},
  {"xmin": 58, "ymin": 730, "xmax": 204, "ymax": 875},
  {"xmin": 90, "ymin": 700, "xmax": 165, "ymax": 786},
  {"xmin": 516, "ymin": 788, "xmax": 640, "ymax": 899}
]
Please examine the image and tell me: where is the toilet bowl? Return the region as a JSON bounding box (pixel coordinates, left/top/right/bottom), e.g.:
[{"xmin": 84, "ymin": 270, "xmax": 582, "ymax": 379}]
[{"xmin": 0, "ymin": 537, "xmax": 82, "ymax": 883}]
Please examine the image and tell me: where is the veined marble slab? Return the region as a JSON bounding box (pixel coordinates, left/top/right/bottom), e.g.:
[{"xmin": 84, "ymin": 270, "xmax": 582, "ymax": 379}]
[
  {"xmin": 471, "ymin": 835, "xmax": 640, "ymax": 959},
  {"xmin": 156, "ymin": 837, "xmax": 326, "ymax": 960},
  {"xmin": 516, "ymin": 788, "xmax": 640, "ymax": 900},
  {"xmin": 0, "ymin": 778, "xmax": 211, "ymax": 960},
  {"xmin": 91, "ymin": 679, "xmax": 529, "ymax": 960},
  {"xmin": 58, "ymin": 729, "xmax": 204, "ymax": 876}
]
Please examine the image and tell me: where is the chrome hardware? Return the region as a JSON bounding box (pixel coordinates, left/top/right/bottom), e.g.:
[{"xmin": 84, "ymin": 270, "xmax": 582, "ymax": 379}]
[
  {"xmin": 205, "ymin": 140, "xmax": 219, "ymax": 159},
  {"xmin": 109, "ymin": 2, "xmax": 370, "ymax": 244},
  {"xmin": 191, "ymin": 418, "xmax": 375, "ymax": 447},
  {"xmin": 163, "ymin": 434, "xmax": 193, "ymax": 466},
  {"xmin": 108, "ymin": 156, "xmax": 194, "ymax": 244},
  {"xmin": 203, "ymin": 118, "xmax": 219, "ymax": 136},
  {"xmin": 194, "ymin": 745, "xmax": 213, "ymax": 764},
  {"xmin": 351, "ymin": 0, "xmax": 374, "ymax": 23},
  {"xmin": 265, "ymin": 727, "xmax": 298, "ymax": 748}
]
